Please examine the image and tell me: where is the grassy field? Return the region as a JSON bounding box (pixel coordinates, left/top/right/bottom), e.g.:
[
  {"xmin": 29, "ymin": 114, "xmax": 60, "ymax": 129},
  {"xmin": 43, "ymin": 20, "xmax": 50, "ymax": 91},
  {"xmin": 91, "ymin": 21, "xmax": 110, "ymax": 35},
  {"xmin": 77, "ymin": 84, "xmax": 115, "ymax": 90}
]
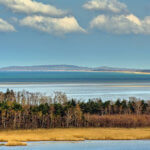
[{"xmin": 1, "ymin": 128, "xmax": 150, "ymax": 146}]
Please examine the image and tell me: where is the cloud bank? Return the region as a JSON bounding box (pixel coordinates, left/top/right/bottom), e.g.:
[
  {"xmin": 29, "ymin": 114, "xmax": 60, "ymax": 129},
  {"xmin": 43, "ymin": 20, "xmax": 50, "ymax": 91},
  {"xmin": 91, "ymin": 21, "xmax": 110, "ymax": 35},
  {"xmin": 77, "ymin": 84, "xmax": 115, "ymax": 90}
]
[
  {"xmin": 90, "ymin": 14, "xmax": 150, "ymax": 34},
  {"xmin": 84, "ymin": 0, "xmax": 150, "ymax": 35},
  {"xmin": 83, "ymin": 0, "xmax": 127, "ymax": 13},
  {"xmin": 1, "ymin": 0, "xmax": 150, "ymax": 35},
  {"xmin": 0, "ymin": 0, "xmax": 86, "ymax": 35},
  {"xmin": 0, "ymin": 18, "xmax": 15, "ymax": 32},
  {"xmin": 20, "ymin": 16, "xmax": 85, "ymax": 35},
  {"xmin": 0, "ymin": 0, "xmax": 67, "ymax": 16}
]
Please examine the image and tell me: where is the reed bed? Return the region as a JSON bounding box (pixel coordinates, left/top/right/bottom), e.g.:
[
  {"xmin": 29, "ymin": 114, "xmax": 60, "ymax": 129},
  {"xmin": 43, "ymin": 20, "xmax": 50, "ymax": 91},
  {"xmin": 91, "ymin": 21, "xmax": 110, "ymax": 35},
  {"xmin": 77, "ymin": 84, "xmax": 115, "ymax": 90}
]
[
  {"xmin": 0, "ymin": 128, "xmax": 150, "ymax": 142},
  {"xmin": 5, "ymin": 141, "xmax": 27, "ymax": 146}
]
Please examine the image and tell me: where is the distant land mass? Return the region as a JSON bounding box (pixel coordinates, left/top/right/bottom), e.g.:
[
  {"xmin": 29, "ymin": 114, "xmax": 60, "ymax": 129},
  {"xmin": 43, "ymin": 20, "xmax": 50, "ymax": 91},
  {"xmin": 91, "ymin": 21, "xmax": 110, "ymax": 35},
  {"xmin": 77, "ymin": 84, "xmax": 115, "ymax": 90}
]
[{"xmin": 0, "ymin": 65, "xmax": 150, "ymax": 74}]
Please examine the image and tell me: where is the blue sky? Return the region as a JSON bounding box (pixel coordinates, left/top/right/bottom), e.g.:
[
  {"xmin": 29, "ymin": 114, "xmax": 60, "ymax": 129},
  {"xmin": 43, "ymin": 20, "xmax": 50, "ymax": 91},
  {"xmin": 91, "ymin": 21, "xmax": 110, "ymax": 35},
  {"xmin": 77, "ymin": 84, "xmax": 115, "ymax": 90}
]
[{"xmin": 0, "ymin": 0, "xmax": 150, "ymax": 69}]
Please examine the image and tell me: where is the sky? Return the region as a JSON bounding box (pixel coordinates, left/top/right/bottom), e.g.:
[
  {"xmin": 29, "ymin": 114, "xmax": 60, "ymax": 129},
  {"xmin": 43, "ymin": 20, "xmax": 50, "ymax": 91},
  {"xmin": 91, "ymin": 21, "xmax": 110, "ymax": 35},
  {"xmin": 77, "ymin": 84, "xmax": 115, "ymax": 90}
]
[{"xmin": 0, "ymin": 0, "xmax": 150, "ymax": 69}]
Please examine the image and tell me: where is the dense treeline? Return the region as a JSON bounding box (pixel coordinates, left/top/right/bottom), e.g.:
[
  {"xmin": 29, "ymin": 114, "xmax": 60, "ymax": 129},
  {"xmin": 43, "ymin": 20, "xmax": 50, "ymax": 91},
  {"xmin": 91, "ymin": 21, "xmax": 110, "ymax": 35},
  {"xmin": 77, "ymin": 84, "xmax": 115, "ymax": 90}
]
[{"xmin": 0, "ymin": 89, "xmax": 150, "ymax": 129}]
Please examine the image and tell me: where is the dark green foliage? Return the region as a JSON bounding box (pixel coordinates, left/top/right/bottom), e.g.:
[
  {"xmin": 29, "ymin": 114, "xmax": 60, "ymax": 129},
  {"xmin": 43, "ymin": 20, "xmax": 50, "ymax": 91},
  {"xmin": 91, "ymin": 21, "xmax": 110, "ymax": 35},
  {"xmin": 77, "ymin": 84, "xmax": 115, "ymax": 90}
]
[
  {"xmin": 12, "ymin": 102, "xmax": 22, "ymax": 111},
  {"xmin": 38, "ymin": 103, "xmax": 49, "ymax": 115},
  {"xmin": 0, "ymin": 101, "xmax": 9, "ymax": 110}
]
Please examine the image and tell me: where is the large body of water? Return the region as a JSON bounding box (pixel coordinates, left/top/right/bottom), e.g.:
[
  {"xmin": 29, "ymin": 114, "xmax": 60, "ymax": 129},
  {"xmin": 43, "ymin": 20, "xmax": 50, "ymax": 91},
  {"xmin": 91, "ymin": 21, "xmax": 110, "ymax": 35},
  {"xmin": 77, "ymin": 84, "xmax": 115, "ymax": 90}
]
[
  {"xmin": 0, "ymin": 71, "xmax": 150, "ymax": 100},
  {"xmin": 0, "ymin": 72, "xmax": 150, "ymax": 149},
  {"xmin": 1, "ymin": 140, "xmax": 150, "ymax": 150}
]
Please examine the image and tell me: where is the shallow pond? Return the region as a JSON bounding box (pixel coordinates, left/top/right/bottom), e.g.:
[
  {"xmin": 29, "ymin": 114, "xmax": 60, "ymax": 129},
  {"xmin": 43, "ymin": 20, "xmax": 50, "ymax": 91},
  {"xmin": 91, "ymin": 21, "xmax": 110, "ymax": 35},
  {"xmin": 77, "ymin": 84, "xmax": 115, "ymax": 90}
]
[{"xmin": 0, "ymin": 140, "xmax": 150, "ymax": 150}]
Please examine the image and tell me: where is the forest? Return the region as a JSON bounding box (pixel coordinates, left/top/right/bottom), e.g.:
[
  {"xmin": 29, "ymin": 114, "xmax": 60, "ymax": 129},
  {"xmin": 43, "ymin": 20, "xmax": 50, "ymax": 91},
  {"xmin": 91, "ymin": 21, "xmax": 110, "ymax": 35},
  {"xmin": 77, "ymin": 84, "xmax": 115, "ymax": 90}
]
[{"xmin": 0, "ymin": 89, "xmax": 150, "ymax": 129}]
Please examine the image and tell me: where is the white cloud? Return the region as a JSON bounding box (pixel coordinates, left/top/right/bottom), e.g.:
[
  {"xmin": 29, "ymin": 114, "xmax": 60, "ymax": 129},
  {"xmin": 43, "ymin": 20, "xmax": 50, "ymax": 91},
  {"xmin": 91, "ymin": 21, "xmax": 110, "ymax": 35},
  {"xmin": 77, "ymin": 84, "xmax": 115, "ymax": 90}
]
[
  {"xmin": 83, "ymin": 0, "xmax": 127, "ymax": 13},
  {"xmin": 90, "ymin": 14, "xmax": 150, "ymax": 34},
  {"xmin": 0, "ymin": 0, "xmax": 67, "ymax": 16},
  {"xmin": 0, "ymin": 18, "xmax": 15, "ymax": 32},
  {"xmin": 86, "ymin": 0, "xmax": 150, "ymax": 35},
  {"xmin": 19, "ymin": 16, "xmax": 86, "ymax": 35}
]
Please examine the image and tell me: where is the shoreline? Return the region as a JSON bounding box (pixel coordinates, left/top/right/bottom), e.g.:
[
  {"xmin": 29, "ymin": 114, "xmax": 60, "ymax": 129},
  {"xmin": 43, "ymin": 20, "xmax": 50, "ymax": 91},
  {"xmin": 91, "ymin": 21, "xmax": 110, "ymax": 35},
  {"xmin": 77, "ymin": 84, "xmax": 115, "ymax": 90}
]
[{"xmin": 0, "ymin": 70, "xmax": 150, "ymax": 75}]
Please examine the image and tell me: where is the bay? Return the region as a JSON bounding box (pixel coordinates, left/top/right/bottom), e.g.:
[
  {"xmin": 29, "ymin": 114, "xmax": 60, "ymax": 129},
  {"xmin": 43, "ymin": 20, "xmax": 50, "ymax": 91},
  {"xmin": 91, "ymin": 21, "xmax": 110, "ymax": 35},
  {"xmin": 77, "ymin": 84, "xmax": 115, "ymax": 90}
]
[{"xmin": 0, "ymin": 72, "xmax": 150, "ymax": 100}]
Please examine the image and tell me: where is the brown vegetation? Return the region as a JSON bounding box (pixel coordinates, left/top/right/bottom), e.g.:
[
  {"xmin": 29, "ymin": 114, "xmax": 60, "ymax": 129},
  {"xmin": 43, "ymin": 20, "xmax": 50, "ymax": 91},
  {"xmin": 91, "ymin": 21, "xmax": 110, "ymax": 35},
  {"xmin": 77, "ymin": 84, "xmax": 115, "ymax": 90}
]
[
  {"xmin": 1, "ymin": 128, "xmax": 150, "ymax": 142},
  {"xmin": 5, "ymin": 141, "xmax": 27, "ymax": 146},
  {"xmin": 0, "ymin": 89, "xmax": 150, "ymax": 129}
]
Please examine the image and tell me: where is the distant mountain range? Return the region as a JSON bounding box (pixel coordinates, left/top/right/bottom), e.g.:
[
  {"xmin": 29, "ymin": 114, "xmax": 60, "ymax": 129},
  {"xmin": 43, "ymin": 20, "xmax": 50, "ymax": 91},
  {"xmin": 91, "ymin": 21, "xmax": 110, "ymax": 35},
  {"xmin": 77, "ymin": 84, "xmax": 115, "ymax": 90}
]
[{"xmin": 0, "ymin": 65, "xmax": 150, "ymax": 73}]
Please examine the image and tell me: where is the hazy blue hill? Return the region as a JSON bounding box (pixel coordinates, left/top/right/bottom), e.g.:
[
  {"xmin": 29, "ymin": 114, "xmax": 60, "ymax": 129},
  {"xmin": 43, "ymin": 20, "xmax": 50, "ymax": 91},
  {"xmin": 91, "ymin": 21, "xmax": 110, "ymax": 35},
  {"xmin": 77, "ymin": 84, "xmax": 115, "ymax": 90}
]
[
  {"xmin": 0, "ymin": 65, "xmax": 148, "ymax": 73},
  {"xmin": 140, "ymin": 70, "xmax": 150, "ymax": 73},
  {"xmin": 92, "ymin": 66, "xmax": 137, "ymax": 71},
  {"xmin": 0, "ymin": 65, "xmax": 91, "ymax": 71}
]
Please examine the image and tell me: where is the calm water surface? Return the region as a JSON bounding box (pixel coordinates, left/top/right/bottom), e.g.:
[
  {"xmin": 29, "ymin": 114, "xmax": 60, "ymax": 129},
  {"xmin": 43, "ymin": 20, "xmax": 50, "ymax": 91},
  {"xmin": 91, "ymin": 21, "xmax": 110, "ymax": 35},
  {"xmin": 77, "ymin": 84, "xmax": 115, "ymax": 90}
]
[
  {"xmin": 0, "ymin": 141, "xmax": 150, "ymax": 150},
  {"xmin": 0, "ymin": 72, "xmax": 150, "ymax": 83},
  {"xmin": 0, "ymin": 72, "xmax": 150, "ymax": 100}
]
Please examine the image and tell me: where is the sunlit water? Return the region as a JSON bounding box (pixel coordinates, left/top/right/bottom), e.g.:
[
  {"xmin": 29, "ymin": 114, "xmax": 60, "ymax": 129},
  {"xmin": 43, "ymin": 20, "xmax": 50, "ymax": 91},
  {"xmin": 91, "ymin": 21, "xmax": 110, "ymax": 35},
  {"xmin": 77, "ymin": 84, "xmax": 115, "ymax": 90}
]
[
  {"xmin": 0, "ymin": 140, "xmax": 150, "ymax": 150},
  {"xmin": 0, "ymin": 72, "xmax": 150, "ymax": 100},
  {"xmin": 1, "ymin": 83, "xmax": 150, "ymax": 100}
]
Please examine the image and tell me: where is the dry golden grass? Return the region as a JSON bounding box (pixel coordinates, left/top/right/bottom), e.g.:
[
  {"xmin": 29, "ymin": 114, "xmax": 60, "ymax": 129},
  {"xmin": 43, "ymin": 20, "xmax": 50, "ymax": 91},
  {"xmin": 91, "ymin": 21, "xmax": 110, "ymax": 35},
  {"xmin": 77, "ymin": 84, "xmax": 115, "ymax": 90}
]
[
  {"xmin": 5, "ymin": 141, "xmax": 27, "ymax": 146},
  {"xmin": 0, "ymin": 128, "xmax": 150, "ymax": 142}
]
